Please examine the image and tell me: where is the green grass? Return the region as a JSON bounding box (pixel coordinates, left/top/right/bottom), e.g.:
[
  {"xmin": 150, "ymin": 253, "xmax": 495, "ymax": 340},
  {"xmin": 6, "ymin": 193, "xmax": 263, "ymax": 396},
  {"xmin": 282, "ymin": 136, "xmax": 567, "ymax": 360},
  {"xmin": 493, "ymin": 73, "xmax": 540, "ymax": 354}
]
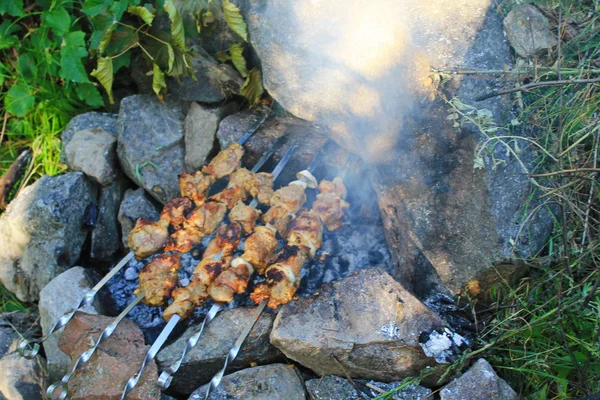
[{"xmin": 0, "ymin": 283, "xmax": 28, "ymax": 313}]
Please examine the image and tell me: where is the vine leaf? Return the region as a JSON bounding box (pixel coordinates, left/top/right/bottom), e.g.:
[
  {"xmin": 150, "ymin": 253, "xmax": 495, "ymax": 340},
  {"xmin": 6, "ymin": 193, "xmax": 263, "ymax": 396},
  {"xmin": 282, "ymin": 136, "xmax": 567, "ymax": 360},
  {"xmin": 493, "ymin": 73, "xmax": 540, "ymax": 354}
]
[
  {"xmin": 0, "ymin": 0, "xmax": 24, "ymax": 17},
  {"xmin": 82, "ymin": 0, "xmax": 112, "ymax": 17},
  {"xmin": 59, "ymin": 31, "xmax": 90, "ymax": 83},
  {"xmin": 91, "ymin": 56, "xmax": 114, "ymax": 103},
  {"xmin": 5, "ymin": 84, "xmax": 35, "ymax": 117},
  {"xmin": 229, "ymin": 43, "xmax": 248, "ymax": 77},
  {"xmin": 43, "ymin": 8, "xmax": 71, "ymax": 36},
  {"xmin": 222, "ymin": 0, "xmax": 247, "ymax": 41},
  {"xmin": 151, "ymin": 63, "xmax": 166, "ymax": 99},
  {"xmin": 164, "ymin": 0, "xmax": 186, "ymax": 51},
  {"xmin": 240, "ymin": 68, "xmax": 263, "ymax": 105},
  {"xmin": 98, "ymin": 23, "xmax": 115, "ymax": 55},
  {"xmin": 127, "ymin": 6, "xmax": 154, "ymax": 26},
  {"xmin": 75, "ymin": 83, "xmax": 104, "ymax": 107}
]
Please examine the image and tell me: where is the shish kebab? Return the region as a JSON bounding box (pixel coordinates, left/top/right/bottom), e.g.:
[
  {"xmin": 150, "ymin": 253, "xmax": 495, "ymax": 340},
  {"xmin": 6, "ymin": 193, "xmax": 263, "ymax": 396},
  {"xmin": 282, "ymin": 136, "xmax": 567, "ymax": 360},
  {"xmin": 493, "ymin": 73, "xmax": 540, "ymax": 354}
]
[
  {"xmin": 46, "ymin": 136, "xmax": 289, "ymax": 400},
  {"xmin": 157, "ymin": 142, "xmax": 349, "ymax": 392},
  {"xmin": 118, "ymin": 144, "xmax": 300, "ymax": 400},
  {"xmin": 203, "ymin": 160, "xmax": 351, "ymax": 399},
  {"xmin": 17, "ymin": 113, "xmax": 270, "ymax": 360}
]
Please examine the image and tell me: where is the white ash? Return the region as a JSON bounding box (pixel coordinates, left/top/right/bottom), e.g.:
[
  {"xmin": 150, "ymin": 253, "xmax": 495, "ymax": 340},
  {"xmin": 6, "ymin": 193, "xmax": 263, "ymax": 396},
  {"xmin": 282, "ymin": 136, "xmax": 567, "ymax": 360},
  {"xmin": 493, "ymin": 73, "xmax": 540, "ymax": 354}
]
[
  {"xmin": 419, "ymin": 327, "xmax": 468, "ymax": 364},
  {"xmin": 124, "ymin": 267, "xmax": 137, "ymax": 281}
]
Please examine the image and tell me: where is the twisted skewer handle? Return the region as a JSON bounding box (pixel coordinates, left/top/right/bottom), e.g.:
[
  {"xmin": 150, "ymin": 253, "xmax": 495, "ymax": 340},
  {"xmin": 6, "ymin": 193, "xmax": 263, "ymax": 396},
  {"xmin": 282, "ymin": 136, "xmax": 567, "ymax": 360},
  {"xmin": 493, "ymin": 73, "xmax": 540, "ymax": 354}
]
[
  {"xmin": 120, "ymin": 314, "xmax": 181, "ymax": 400},
  {"xmin": 203, "ymin": 300, "xmax": 267, "ymax": 399},
  {"xmin": 18, "ymin": 251, "xmax": 135, "ymax": 359},
  {"xmin": 46, "ymin": 292, "xmax": 144, "ymax": 400},
  {"xmin": 157, "ymin": 303, "xmax": 222, "ymax": 390}
]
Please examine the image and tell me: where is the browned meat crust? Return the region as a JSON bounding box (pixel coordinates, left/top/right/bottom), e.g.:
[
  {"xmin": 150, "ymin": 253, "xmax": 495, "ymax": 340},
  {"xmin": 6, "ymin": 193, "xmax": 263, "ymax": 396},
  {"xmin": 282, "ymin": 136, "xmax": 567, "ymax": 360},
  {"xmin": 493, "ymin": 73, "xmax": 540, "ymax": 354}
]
[
  {"xmin": 128, "ymin": 219, "xmax": 170, "ymax": 259},
  {"xmin": 134, "ymin": 253, "xmax": 181, "ymax": 307}
]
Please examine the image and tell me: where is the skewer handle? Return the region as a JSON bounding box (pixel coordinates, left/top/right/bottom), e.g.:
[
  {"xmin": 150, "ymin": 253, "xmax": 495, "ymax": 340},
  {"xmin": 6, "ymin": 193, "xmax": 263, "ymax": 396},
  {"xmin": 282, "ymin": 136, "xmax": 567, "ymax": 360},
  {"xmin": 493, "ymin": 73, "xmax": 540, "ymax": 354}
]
[
  {"xmin": 120, "ymin": 314, "xmax": 181, "ymax": 400},
  {"xmin": 18, "ymin": 251, "xmax": 135, "ymax": 359},
  {"xmin": 203, "ymin": 300, "xmax": 267, "ymax": 399},
  {"xmin": 157, "ymin": 303, "xmax": 222, "ymax": 390}
]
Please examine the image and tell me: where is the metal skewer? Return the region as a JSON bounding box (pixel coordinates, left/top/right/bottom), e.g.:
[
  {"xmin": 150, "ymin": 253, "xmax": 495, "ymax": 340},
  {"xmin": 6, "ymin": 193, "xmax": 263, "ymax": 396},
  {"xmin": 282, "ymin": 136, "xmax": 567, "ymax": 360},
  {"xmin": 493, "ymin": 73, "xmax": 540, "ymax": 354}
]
[
  {"xmin": 18, "ymin": 111, "xmax": 271, "ymax": 360},
  {"xmin": 119, "ymin": 142, "xmax": 298, "ymax": 399}
]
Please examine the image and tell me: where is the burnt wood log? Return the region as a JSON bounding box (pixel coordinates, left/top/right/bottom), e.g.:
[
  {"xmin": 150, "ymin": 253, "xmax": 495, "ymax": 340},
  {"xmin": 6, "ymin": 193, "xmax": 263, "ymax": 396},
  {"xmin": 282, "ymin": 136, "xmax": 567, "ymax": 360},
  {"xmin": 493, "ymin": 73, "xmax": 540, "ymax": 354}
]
[{"xmin": 0, "ymin": 149, "xmax": 31, "ymax": 210}]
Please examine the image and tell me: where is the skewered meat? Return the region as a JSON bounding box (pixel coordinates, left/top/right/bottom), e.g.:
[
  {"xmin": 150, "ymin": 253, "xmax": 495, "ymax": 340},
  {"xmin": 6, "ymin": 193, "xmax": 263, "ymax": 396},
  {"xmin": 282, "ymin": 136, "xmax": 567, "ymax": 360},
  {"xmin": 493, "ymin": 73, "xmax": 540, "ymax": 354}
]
[
  {"xmin": 164, "ymin": 201, "xmax": 227, "ymax": 253},
  {"xmin": 286, "ymin": 209, "xmax": 323, "ymax": 258},
  {"xmin": 128, "ymin": 219, "xmax": 170, "ymax": 259},
  {"xmin": 229, "ymin": 168, "xmax": 254, "ymax": 195},
  {"xmin": 208, "ymin": 185, "xmax": 245, "ymax": 209},
  {"xmin": 270, "ymin": 183, "xmax": 307, "ymax": 214},
  {"xmin": 229, "ymin": 201, "xmax": 261, "ymax": 234},
  {"xmin": 318, "ymin": 177, "xmax": 347, "ymax": 199},
  {"xmin": 249, "ymin": 246, "xmax": 308, "ymax": 309},
  {"xmin": 134, "ymin": 253, "xmax": 181, "ymax": 307},
  {"xmin": 312, "ymin": 193, "xmax": 350, "ymax": 231},
  {"xmin": 202, "ymin": 142, "xmax": 244, "ymax": 179},
  {"xmin": 163, "ymin": 275, "xmax": 208, "ymax": 321},
  {"xmin": 246, "ymin": 172, "xmax": 274, "ymax": 205},
  {"xmin": 243, "ymin": 225, "xmax": 279, "ymax": 274},
  {"xmin": 261, "ymin": 205, "xmax": 293, "ymax": 237},
  {"xmin": 179, "ymin": 171, "xmax": 215, "ymax": 206},
  {"xmin": 160, "ymin": 197, "xmax": 193, "ymax": 230},
  {"xmin": 201, "ymin": 223, "xmax": 242, "ymax": 261}
]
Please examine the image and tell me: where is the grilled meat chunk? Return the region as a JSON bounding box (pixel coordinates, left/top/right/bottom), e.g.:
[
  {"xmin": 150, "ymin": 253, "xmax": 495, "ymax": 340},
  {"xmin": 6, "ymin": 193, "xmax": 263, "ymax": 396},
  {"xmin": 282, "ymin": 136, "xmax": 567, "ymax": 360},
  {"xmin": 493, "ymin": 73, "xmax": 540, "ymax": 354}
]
[
  {"xmin": 202, "ymin": 142, "xmax": 244, "ymax": 179},
  {"xmin": 286, "ymin": 209, "xmax": 323, "ymax": 258},
  {"xmin": 128, "ymin": 218, "xmax": 170, "ymax": 259},
  {"xmin": 134, "ymin": 253, "xmax": 181, "ymax": 307},
  {"xmin": 270, "ymin": 183, "xmax": 307, "ymax": 214},
  {"xmin": 192, "ymin": 223, "xmax": 241, "ymax": 280},
  {"xmin": 209, "ymin": 258, "xmax": 254, "ymax": 303},
  {"xmin": 164, "ymin": 201, "xmax": 227, "ymax": 253},
  {"xmin": 229, "ymin": 201, "xmax": 261, "ymax": 234},
  {"xmin": 160, "ymin": 197, "xmax": 193, "ymax": 230},
  {"xmin": 208, "ymin": 184, "xmax": 245, "ymax": 209},
  {"xmin": 318, "ymin": 177, "xmax": 347, "ymax": 199},
  {"xmin": 163, "ymin": 275, "xmax": 208, "ymax": 321},
  {"xmin": 243, "ymin": 225, "xmax": 278, "ymax": 274},
  {"xmin": 261, "ymin": 205, "xmax": 294, "ymax": 237},
  {"xmin": 312, "ymin": 193, "xmax": 350, "ymax": 231},
  {"xmin": 247, "ymin": 172, "xmax": 274, "ymax": 205},
  {"xmin": 179, "ymin": 171, "xmax": 215, "ymax": 206}
]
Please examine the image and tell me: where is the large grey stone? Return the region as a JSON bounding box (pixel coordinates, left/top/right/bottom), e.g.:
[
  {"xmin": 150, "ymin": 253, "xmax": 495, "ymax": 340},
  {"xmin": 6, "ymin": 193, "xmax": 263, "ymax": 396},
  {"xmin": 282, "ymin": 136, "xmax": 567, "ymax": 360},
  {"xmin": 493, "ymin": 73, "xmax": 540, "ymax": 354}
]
[
  {"xmin": 38, "ymin": 267, "xmax": 105, "ymax": 383},
  {"xmin": 189, "ymin": 364, "xmax": 306, "ymax": 400},
  {"xmin": 60, "ymin": 112, "xmax": 118, "ymax": 164},
  {"xmin": 440, "ymin": 359, "xmax": 517, "ymax": 400},
  {"xmin": 305, "ymin": 376, "xmax": 359, "ymax": 400},
  {"xmin": 167, "ymin": 45, "xmax": 243, "ymax": 104},
  {"xmin": 118, "ymin": 188, "xmax": 162, "ymax": 248},
  {"xmin": 184, "ymin": 102, "xmax": 238, "ymax": 172},
  {"xmin": 90, "ymin": 172, "xmax": 129, "ymax": 259},
  {"xmin": 157, "ymin": 307, "xmax": 282, "ymax": 394},
  {"xmin": 245, "ymin": 0, "xmax": 552, "ymax": 297},
  {"xmin": 0, "ymin": 341, "xmax": 47, "ymax": 400},
  {"xmin": 0, "ymin": 172, "xmax": 97, "ymax": 302},
  {"xmin": 117, "ymin": 95, "xmax": 186, "ymax": 204},
  {"xmin": 63, "ymin": 128, "xmax": 118, "ymax": 185},
  {"xmin": 504, "ymin": 5, "xmax": 557, "ymax": 58},
  {"xmin": 364, "ymin": 381, "xmax": 432, "ymax": 400},
  {"xmin": 271, "ymin": 268, "xmax": 443, "ymax": 381}
]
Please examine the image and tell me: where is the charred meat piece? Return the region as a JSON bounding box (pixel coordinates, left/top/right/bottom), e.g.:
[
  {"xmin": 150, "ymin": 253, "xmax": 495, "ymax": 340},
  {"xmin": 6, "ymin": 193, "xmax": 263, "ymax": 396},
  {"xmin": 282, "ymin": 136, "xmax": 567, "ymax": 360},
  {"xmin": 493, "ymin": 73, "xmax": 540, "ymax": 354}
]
[
  {"xmin": 318, "ymin": 177, "xmax": 347, "ymax": 199},
  {"xmin": 179, "ymin": 171, "xmax": 215, "ymax": 206},
  {"xmin": 164, "ymin": 229, "xmax": 201, "ymax": 253},
  {"xmin": 202, "ymin": 142, "xmax": 244, "ymax": 179},
  {"xmin": 247, "ymin": 172, "xmax": 274, "ymax": 205},
  {"xmin": 243, "ymin": 225, "xmax": 278, "ymax": 274},
  {"xmin": 192, "ymin": 222, "xmax": 241, "ymax": 280},
  {"xmin": 286, "ymin": 209, "xmax": 323, "ymax": 258},
  {"xmin": 163, "ymin": 275, "xmax": 208, "ymax": 321},
  {"xmin": 209, "ymin": 258, "xmax": 254, "ymax": 303},
  {"xmin": 134, "ymin": 253, "xmax": 181, "ymax": 307},
  {"xmin": 312, "ymin": 193, "xmax": 350, "ymax": 231},
  {"xmin": 128, "ymin": 219, "xmax": 170, "ymax": 259},
  {"xmin": 160, "ymin": 197, "xmax": 193, "ymax": 230},
  {"xmin": 270, "ymin": 183, "xmax": 307, "ymax": 214},
  {"xmin": 208, "ymin": 184, "xmax": 245, "ymax": 209},
  {"xmin": 229, "ymin": 201, "xmax": 261, "ymax": 234},
  {"xmin": 250, "ymin": 246, "xmax": 308, "ymax": 309},
  {"xmin": 262, "ymin": 204, "xmax": 294, "ymax": 237}
]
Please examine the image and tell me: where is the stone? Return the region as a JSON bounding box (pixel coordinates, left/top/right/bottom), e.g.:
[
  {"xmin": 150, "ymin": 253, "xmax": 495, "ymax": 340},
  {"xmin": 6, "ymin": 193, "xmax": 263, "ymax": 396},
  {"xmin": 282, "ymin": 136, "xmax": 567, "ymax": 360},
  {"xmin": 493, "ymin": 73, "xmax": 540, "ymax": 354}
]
[
  {"xmin": 117, "ymin": 95, "xmax": 186, "ymax": 204},
  {"xmin": 157, "ymin": 307, "xmax": 282, "ymax": 394},
  {"xmin": 167, "ymin": 45, "xmax": 243, "ymax": 104},
  {"xmin": 305, "ymin": 376, "xmax": 359, "ymax": 400},
  {"xmin": 245, "ymin": 0, "xmax": 553, "ymax": 297},
  {"xmin": 38, "ymin": 266, "xmax": 105, "ymax": 383},
  {"xmin": 91, "ymin": 172, "xmax": 129, "ymax": 259},
  {"xmin": 189, "ymin": 364, "xmax": 306, "ymax": 400},
  {"xmin": 118, "ymin": 188, "xmax": 162, "ymax": 248},
  {"xmin": 504, "ymin": 5, "xmax": 558, "ymax": 58},
  {"xmin": 270, "ymin": 268, "xmax": 443, "ymax": 381},
  {"xmin": 0, "ymin": 341, "xmax": 47, "ymax": 400},
  {"xmin": 184, "ymin": 102, "xmax": 238, "ymax": 172},
  {"xmin": 0, "ymin": 172, "xmax": 97, "ymax": 302},
  {"xmin": 63, "ymin": 128, "xmax": 118, "ymax": 185},
  {"xmin": 59, "ymin": 312, "xmax": 162, "ymax": 400},
  {"xmin": 440, "ymin": 359, "xmax": 517, "ymax": 400},
  {"xmin": 365, "ymin": 381, "xmax": 432, "ymax": 400},
  {"xmin": 61, "ymin": 112, "xmax": 118, "ymax": 164}
]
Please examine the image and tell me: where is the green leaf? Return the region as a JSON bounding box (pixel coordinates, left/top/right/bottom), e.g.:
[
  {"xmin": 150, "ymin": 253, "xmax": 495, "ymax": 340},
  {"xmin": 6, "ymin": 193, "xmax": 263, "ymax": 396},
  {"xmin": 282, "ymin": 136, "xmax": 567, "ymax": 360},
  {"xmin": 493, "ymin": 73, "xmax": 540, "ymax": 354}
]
[
  {"xmin": 109, "ymin": 0, "xmax": 129, "ymax": 21},
  {"xmin": 43, "ymin": 8, "xmax": 71, "ymax": 35},
  {"xmin": 163, "ymin": 0, "xmax": 186, "ymax": 50},
  {"xmin": 0, "ymin": 61, "xmax": 6, "ymax": 87},
  {"xmin": 0, "ymin": 0, "xmax": 24, "ymax": 17},
  {"xmin": 229, "ymin": 43, "xmax": 248, "ymax": 77},
  {"xmin": 82, "ymin": 0, "xmax": 112, "ymax": 17},
  {"xmin": 105, "ymin": 27, "xmax": 139, "ymax": 56},
  {"xmin": 17, "ymin": 53, "xmax": 37, "ymax": 80},
  {"xmin": 5, "ymin": 84, "xmax": 35, "ymax": 117},
  {"xmin": 75, "ymin": 83, "xmax": 104, "ymax": 107},
  {"xmin": 98, "ymin": 23, "xmax": 115, "ymax": 55},
  {"xmin": 0, "ymin": 20, "xmax": 20, "ymax": 50},
  {"xmin": 166, "ymin": 43, "xmax": 174, "ymax": 73},
  {"xmin": 151, "ymin": 63, "xmax": 166, "ymax": 99},
  {"xmin": 222, "ymin": 0, "xmax": 247, "ymax": 41},
  {"xmin": 91, "ymin": 56, "xmax": 114, "ymax": 103},
  {"xmin": 240, "ymin": 68, "xmax": 263, "ymax": 105},
  {"xmin": 128, "ymin": 6, "xmax": 154, "ymax": 25},
  {"xmin": 113, "ymin": 50, "xmax": 131, "ymax": 72},
  {"xmin": 60, "ymin": 31, "xmax": 90, "ymax": 83}
]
